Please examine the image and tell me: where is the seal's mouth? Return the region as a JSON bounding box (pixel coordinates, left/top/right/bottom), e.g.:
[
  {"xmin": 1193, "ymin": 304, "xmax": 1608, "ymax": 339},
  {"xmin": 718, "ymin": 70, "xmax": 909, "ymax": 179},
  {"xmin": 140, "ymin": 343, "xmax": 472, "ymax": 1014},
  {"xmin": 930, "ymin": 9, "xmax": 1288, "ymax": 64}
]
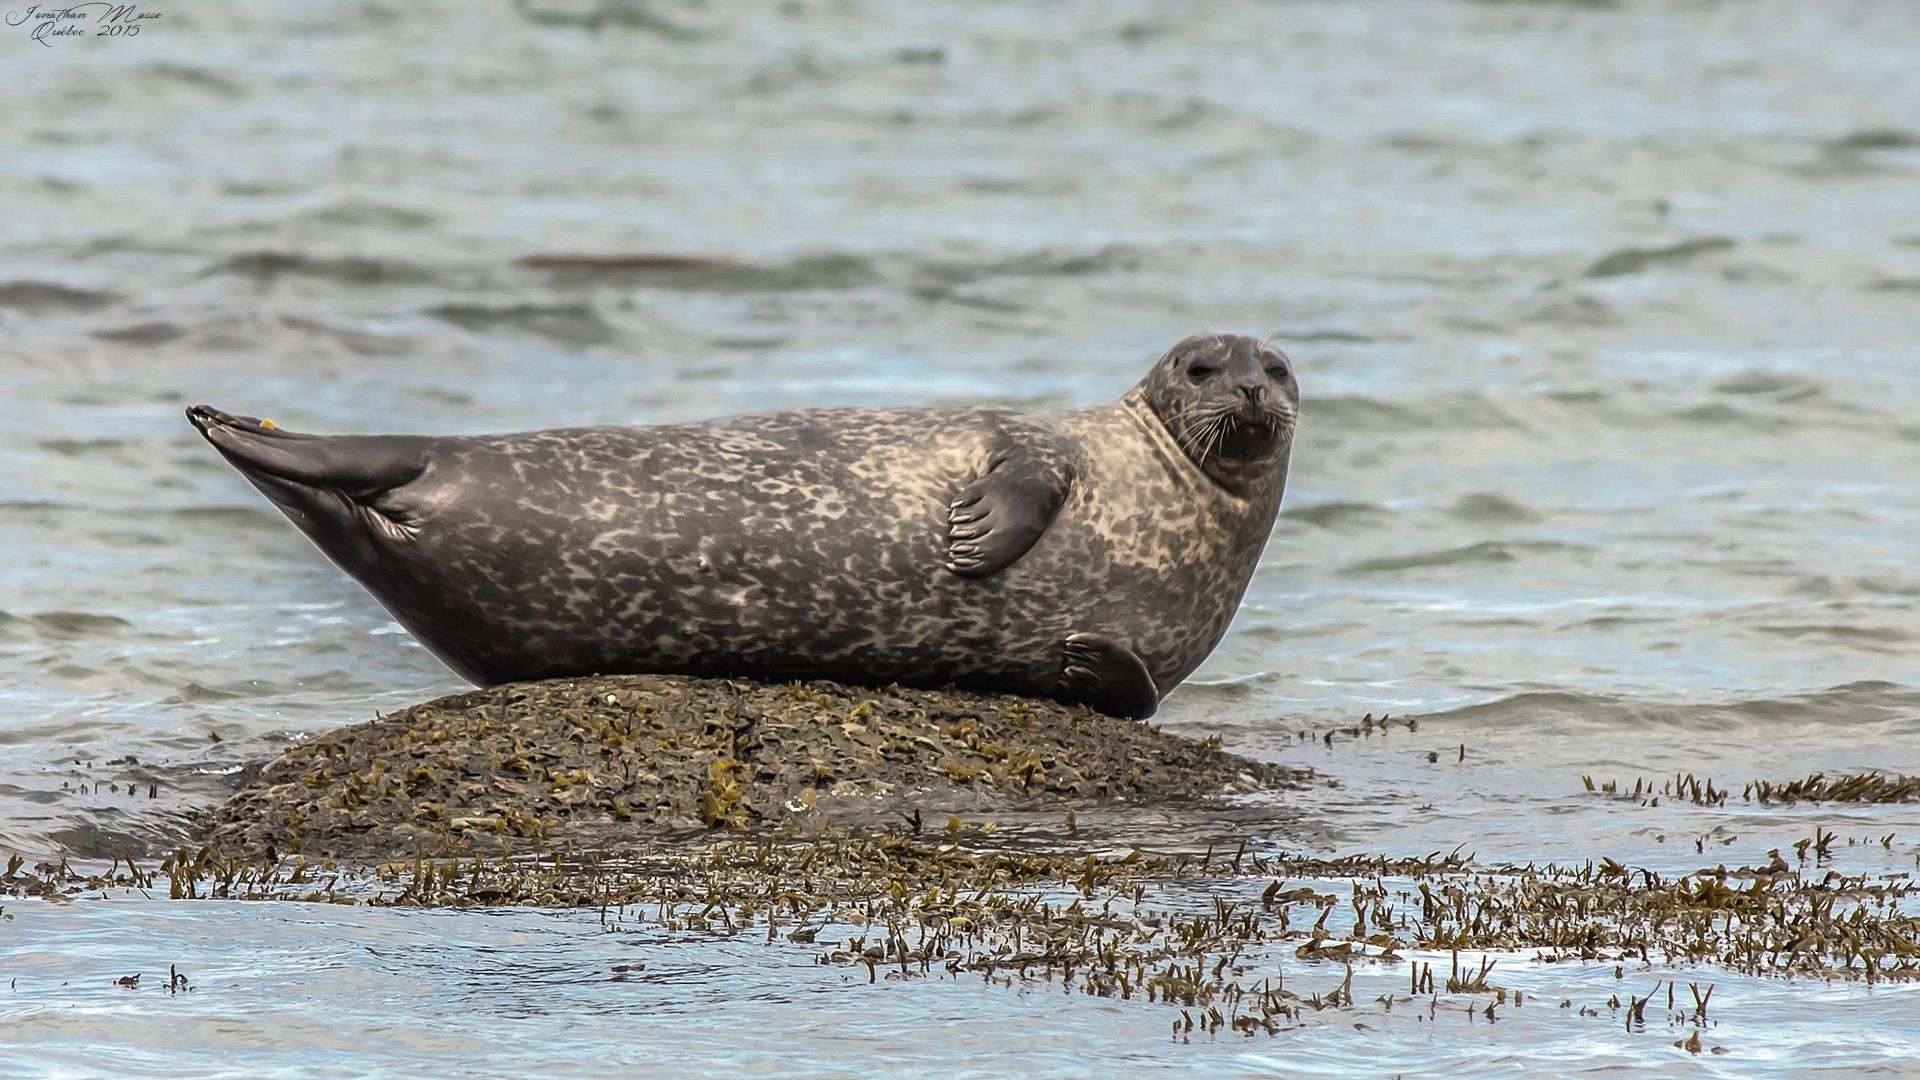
[
  {"xmin": 1216, "ymin": 418, "xmax": 1281, "ymax": 460},
  {"xmin": 1168, "ymin": 400, "xmax": 1294, "ymax": 469},
  {"xmin": 1211, "ymin": 407, "xmax": 1294, "ymax": 462}
]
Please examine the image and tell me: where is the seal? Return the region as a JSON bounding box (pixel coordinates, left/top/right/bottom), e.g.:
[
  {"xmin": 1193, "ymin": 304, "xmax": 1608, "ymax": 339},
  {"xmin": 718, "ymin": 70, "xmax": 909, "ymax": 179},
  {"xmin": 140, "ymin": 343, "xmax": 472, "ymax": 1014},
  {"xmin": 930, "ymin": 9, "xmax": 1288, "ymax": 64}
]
[{"xmin": 185, "ymin": 333, "xmax": 1298, "ymax": 719}]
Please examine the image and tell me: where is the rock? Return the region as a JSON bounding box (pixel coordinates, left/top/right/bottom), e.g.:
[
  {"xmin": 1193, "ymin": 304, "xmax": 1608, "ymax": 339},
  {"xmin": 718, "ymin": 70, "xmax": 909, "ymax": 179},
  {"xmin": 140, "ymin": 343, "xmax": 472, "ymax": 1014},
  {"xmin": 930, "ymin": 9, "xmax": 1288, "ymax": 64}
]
[{"xmin": 202, "ymin": 674, "xmax": 1303, "ymax": 861}]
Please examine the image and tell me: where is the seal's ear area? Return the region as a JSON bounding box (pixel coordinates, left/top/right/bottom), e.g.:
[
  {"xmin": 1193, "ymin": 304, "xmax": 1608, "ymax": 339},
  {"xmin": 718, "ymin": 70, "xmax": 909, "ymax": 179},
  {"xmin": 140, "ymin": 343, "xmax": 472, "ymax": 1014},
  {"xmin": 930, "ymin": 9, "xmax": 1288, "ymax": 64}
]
[
  {"xmin": 1058, "ymin": 632, "xmax": 1159, "ymax": 720},
  {"xmin": 943, "ymin": 433, "xmax": 1072, "ymax": 579},
  {"xmin": 186, "ymin": 405, "xmax": 430, "ymax": 501}
]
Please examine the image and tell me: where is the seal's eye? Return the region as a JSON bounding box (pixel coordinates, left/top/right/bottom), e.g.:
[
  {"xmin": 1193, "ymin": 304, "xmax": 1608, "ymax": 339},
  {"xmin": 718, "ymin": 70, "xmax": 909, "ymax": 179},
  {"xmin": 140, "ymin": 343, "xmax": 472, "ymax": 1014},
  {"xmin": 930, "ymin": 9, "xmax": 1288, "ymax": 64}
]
[
  {"xmin": 1187, "ymin": 364, "xmax": 1216, "ymax": 382},
  {"xmin": 1266, "ymin": 365, "xmax": 1290, "ymax": 381}
]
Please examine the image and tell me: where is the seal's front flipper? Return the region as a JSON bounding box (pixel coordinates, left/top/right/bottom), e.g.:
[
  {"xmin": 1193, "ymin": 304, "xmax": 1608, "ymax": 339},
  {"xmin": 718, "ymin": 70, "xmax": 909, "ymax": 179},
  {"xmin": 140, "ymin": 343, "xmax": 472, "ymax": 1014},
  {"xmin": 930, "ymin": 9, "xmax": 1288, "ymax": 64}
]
[
  {"xmin": 1058, "ymin": 632, "xmax": 1160, "ymax": 720},
  {"xmin": 944, "ymin": 434, "xmax": 1071, "ymax": 578}
]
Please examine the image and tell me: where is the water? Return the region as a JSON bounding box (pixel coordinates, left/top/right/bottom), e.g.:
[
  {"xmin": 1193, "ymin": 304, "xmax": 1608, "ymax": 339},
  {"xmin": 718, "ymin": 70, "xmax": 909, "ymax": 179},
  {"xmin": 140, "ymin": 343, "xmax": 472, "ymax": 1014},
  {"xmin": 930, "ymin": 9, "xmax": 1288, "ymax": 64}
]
[{"xmin": 4, "ymin": 0, "xmax": 1919, "ymax": 1073}]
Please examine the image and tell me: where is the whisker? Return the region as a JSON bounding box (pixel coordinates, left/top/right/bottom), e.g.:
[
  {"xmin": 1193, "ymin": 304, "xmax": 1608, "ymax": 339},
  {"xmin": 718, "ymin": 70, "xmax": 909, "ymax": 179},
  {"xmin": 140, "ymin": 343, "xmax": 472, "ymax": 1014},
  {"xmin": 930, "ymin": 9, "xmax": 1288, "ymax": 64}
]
[{"xmin": 1203, "ymin": 414, "xmax": 1231, "ymax": 460}]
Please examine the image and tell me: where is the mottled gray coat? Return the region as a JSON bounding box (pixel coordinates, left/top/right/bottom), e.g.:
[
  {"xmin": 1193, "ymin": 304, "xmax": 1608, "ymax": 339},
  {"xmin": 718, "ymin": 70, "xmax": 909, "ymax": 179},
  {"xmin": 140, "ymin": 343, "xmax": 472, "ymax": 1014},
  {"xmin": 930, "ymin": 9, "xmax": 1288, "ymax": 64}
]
[{"xmin": 188, "ymin": 334, "xmax": 1297, "ymax": 717}]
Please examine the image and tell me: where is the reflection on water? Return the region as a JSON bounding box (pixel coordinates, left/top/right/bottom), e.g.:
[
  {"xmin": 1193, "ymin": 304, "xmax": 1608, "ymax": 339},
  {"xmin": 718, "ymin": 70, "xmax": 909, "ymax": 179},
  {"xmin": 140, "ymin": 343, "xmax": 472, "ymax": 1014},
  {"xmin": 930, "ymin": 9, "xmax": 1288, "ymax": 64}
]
[{"xmin": 3, "ymin": 0, "xmax": 1919, "ymax": 1074}]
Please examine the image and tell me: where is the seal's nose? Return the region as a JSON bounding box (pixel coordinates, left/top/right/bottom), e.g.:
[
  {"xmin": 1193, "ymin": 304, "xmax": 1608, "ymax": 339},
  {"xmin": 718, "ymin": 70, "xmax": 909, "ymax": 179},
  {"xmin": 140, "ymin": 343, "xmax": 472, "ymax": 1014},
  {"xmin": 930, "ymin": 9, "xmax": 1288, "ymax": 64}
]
[{"xmin": 1236, "ymin": 381, "xmax": 1268, "ymax": 406}]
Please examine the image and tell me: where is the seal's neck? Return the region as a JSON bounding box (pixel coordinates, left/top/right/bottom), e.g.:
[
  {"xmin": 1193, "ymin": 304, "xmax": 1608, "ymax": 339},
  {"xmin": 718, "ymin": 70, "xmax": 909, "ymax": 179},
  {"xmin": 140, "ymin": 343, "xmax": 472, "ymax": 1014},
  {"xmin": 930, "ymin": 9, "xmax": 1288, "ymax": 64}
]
[{"xmin": 1122, "ymin": 389, "xmax": 1290, "ymax": 510}]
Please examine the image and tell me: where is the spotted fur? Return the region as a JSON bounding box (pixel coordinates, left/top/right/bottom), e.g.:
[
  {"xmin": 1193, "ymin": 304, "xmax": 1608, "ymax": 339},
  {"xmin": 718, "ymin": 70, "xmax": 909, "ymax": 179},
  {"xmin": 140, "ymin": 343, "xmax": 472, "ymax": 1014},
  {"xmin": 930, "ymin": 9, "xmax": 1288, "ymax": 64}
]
[{"xmin": 187, "ymin": 333, "xmax": 1298, "ymax": 717}]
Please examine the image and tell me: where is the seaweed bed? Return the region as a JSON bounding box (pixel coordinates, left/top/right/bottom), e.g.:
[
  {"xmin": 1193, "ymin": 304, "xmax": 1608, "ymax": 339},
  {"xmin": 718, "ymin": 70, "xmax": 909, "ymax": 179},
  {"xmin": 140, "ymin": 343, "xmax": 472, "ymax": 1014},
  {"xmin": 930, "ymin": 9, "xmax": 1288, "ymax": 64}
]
[
  {"xmin": 7, "ymin": 676, "xmax": 1917, "ymax": 1043},
  {"xmin": 8, "ymin": 827, "xmax": 1917, "ymax": 1042},
  {"xmin": 202, "ymin": 674, "xmax": 1304, "ymax": 861}
]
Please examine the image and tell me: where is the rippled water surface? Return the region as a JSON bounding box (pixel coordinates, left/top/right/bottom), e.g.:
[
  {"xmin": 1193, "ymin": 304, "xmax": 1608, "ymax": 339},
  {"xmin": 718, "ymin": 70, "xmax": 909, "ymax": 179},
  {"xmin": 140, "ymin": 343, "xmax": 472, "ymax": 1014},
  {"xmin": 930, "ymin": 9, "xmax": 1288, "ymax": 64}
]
[{"xmin": 3, "ymin": 0, "xmax": 1919, "ymax": 1074}]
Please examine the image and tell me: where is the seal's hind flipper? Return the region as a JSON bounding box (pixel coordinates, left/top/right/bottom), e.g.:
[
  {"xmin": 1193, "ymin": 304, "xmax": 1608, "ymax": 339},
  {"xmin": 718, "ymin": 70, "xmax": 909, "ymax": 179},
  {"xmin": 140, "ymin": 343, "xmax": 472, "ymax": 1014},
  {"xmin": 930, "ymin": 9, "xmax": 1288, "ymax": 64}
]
[
  {"xmin": 185, "ymin": 403, "xmax": 434, "ymax": 569},
  {"xmin": 1059, "ymin": 632, "xmax": 1159, "ymax": 720},
  {"xmin": 186, "ymin": 406, "xmax": 430, "ymax": 499},
  {"xmin": 944, "ymin": 433, "xmax": 1072, "ymax": 578}
]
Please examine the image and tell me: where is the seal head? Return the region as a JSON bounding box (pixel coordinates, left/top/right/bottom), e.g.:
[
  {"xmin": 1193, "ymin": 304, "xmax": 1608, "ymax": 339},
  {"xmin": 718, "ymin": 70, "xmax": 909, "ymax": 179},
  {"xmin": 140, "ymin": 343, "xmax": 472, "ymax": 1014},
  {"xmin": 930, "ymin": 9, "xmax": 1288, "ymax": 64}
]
[{"xmin": 1137, "ymin": 333, "xmax": 1298, "ymax": 496}]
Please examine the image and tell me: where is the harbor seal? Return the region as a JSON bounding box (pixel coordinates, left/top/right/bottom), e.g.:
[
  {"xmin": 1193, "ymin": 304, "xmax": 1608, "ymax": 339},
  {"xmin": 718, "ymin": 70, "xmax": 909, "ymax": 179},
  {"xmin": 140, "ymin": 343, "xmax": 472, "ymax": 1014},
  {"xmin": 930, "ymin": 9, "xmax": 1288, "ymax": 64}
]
[{"xmin": 185, "ymin": 333, "xmax": 1298, "ymax": 719}]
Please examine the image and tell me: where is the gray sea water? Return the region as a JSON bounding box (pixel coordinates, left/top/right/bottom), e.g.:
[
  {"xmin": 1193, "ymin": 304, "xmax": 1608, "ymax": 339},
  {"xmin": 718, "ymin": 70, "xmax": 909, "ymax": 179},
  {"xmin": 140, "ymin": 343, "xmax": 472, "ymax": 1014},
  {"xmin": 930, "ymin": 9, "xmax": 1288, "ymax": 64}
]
[{"xmin": 3, "ymin": 0, "xmax": 1919, "ymax": 1075}]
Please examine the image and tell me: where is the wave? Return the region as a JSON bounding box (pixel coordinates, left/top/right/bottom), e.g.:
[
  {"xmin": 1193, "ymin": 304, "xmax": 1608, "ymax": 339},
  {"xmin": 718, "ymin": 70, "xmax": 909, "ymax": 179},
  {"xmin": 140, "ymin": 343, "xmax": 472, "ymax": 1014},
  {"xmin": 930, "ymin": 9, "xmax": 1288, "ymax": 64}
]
[
  {"xmin": 209, "ymin": 251, "xmax": 438, "ymax": 286},
  {"xmin": 278, "ymin": 315, "xmax": 414, "ymax": 357},
  {"xmin": 90, "ymin": 321, "xmax": 188, "ymax": 345},
  {"xmin": 518, "ymin": 251, "xmax": 880, "ymax": 291},
  {"xmin": 1445, "ymin": 492, "xmax": 1541, "ymax": 524},
  {"xmin": 0, "ymin": 281, "xmax": 121, "ymax": 313},
  {"xmin": 134, "ymin": 61, "xmax": 243, "ymax": 98},
  {"xmin": 1755, "ymin": 623, "xmax": 1914, "ymax": 646},
  {"xmin": 1516, "ymin": 292, "xmax": 1620, "ymax": 328},
  {"xmin": 1799, "ymin": 128, "xmax": 1920, "ymax": 177},
  {"xmin": 512, "ymin": 0, "xmax": 711, "ymax": 39},
  {"xmin": 152, "ymin": 669, "xmax": 403, "ymax": 706},
  {"xmin": 1868, "ymin": 277, "xmax": 1920, "ymax": 293},
  {"xmin": 162, "ymin": 504, "xmax": 281, "ymax": 523},
  {"xmin": 1822, "ymin": 128, "xmax": 1920, "ymax": 153},
  {"xmin": 428, "ymin": 301, "xmax": 619, "ymax": 347},
  {"xmin": 1582, "ymin": 236, "xmax": 1735, "ymax": 278},
  {"xmin": 0, "ymin": 611, "xmax": 135, "ymax": 637},
  {"xmin": 37, "ymin": 437, "xmax": 144, "ymax": 458},
  {"xmin": 1340, "ymin": 540, "xmax": 1586, "ymax": 576},
  {"xmin": 910, "ymin": 245, "xmax": 1144, "ymax": 287},
  {"xmin": 1282, "ymin": 500, "xmax": 1393, "ymax": 529},
  {"xmin": 1415, "ymin": 681, "xmax": 1920, "ymax": 733},
  {"xmin": 297, "ymin": 199, "xmax": 439, "ymax": 230},
  {"xmin": 518, "ymin": 245, "xmax": 1146, "ymax": 298},
  {"xmin": 1669, "ymin": 402, "xmax": 1795, "ymax": 430},
  {"xmin": 1709, "ymin": 371, "xmax": 1824, "ymax": 399},
  {"xmin": 1307, "ymin": 393, "xmax": 1529, "ymax": 432}
]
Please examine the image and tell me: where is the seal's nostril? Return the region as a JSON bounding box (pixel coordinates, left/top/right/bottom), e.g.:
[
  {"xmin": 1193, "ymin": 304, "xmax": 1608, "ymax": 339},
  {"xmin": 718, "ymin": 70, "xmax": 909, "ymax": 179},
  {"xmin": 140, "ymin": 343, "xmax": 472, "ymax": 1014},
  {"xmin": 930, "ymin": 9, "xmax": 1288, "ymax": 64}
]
[{"xmin": 1238, "ymin": 383, "xmax": 1265, "ymax": 403}]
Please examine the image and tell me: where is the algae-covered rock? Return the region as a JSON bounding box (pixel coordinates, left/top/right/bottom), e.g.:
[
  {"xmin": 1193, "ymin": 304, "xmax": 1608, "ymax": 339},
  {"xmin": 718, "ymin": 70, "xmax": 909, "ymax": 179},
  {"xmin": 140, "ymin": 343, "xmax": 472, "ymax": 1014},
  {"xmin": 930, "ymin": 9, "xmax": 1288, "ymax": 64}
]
[{"xmin": 203, "ymin": 674, "xmax": 1303, "ymax": 860}]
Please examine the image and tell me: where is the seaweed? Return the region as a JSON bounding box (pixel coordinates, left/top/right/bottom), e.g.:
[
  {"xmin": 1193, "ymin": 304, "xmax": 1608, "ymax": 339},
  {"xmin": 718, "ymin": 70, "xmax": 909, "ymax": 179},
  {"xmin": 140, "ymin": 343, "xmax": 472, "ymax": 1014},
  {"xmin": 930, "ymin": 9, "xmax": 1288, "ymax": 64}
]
[
  {"xmin": 1583, "ymin": 770, "xmax": 1920, "ymax": 806},
  {"xmin": 200, "ymin": 674, "xmax": 1306, "ymax": 862}
]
